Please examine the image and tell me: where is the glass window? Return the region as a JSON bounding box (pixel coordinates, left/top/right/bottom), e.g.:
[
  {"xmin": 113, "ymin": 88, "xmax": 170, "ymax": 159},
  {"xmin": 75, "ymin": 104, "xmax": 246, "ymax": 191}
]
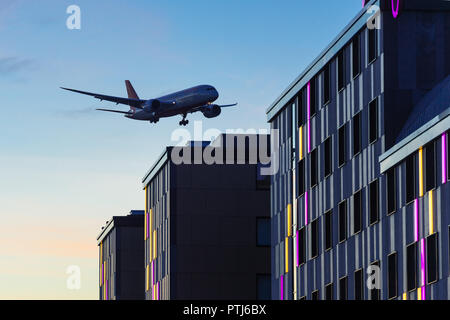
[
  {"xmin": 353, "ymin": 189, "xmax": 362, "ymax": 234},
  {"xmin": 256, "ymin": 163, "xmax": 270, "ymax": 190},
  {"xmin": 310, "ymin": 148, "xmax": 318, "ymax": 187},
  {"xmin": 256, "ymin": 218, "xmax": 270, "ymax": 247},
  {"xmin": 324, "ymin": 137, "xmax": 332, "ymax": 178},
  {"xmin": 339, "ymin": 276, "xmax": 348, "ymax": 300},
  {"xmin": 407, "ymin": 242, "xmax": 417, "ymax": 291},
  {"xmin": 370, "ymin": 261, "xmax": 380, "ymax": 300},
  {"xmin": 338, "ymin": 124, "xmax": 347, "ymax": 167},
  {"xmin": 353, "ymin": 112, "xmax": 362, "ymax": 156},
  {"xmin": 324, "ymin": 210, "xmax": 333, "ymax": 251},
  {"xmin": 338, "ymin": 50, "xmax": 345, "ymax": 91},
  {"xmin": 406, "ymin": 155, "xmax": 416, "ymax": 204},
  {"xmin": 325, "ymin": 282, "xmax": 334, "ymax": 300},
  {"xmin": 369, "ymin": 98, "xmax": 378, "ymax": 144},
  {"xmin": 425, "ymin": 141, "xmax": 436, "ymax": 192},
  {"xmin": 297, "ymin": 159, "xmax": 305, "ymax": 196},
  {"xmin": 387, "ymin": 168, "xmax": 397, "ymax": 215},
  {"xmin": 388, "ymin": 252, "xmax": 398, "ymax": 299},
  {"xmin": 354, "ymin": 268, "xmax": 364, "ymax": 300},
  {"xmin": 369, "ymin": 179, "xmax": 379, "ymax": 225},
  {"xmin": 256, "ymin": 274, "xmax": 271, "ymax": 300},
  {"xmin": 323, "ymin": 64, "xmax": 331, "ymax": 105},
  {"xmin": 311, "ymin": 219, "xmax": 319, "ymax": 259},
  {"xmin": 368, "ymin": 28, "xmax": 378, "ymax": 63},
  {"xmin": 311, "ymin": 290, "xmax": 319, "ymax": 300},
  {"xmin": 339, "ymin": 200, "xmax": 347, "ymax": 242},
  {"xmin": 352, "ymin": 34, "xmax": 361, "ymax": 78},
  {"xmin": 310, "ymin": 78, "xmax": 316, "ymax": 117},
  {"xmin": 298, "ymin": 227, "xmax": 306, "ymax": 266},
  {"xmin": 426, "ymin": 233, "xmax": 438, "ymax": 284},
  {"xmin": 297, "ymin": 91, "xmax": 304, "ymax": 127}
]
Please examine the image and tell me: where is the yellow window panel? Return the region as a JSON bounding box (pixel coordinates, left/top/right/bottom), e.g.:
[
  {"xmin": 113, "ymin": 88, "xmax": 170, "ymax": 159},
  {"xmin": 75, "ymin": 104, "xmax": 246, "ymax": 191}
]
[{"xmin": 287, "ymin": 204, "xmax": 292, "ymax": 237}]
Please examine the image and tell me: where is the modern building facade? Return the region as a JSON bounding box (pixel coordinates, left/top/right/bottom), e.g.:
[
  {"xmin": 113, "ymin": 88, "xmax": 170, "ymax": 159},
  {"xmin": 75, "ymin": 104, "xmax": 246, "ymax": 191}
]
[
  {"xmin": 97, "ymin": 210, "xmax": 145, "ymax": 300},
  {"xmin": 266, "ymin": 0, "xmax": 450, "ymax": 300},
  {"xmin": 142, "ymin": 134, "xmax": 271, "ymax": 300}
]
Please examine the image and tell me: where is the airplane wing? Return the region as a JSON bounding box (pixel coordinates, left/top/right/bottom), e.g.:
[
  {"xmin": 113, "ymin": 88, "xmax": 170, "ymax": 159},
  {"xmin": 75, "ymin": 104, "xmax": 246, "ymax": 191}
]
[
  {"xmin": 61, "ymin": 87, "xmax": 146, "ymax": 108},
  {"xmin": 189, "ymin": 103, "xmax": 238, "ymax": 113},
  {"xmin": 97, "ymin": 108, "xmax": 133, "ymax": 115},
  {"xmin": 218, "ymin": 103, "xmax": 238, "ymax": 107}
]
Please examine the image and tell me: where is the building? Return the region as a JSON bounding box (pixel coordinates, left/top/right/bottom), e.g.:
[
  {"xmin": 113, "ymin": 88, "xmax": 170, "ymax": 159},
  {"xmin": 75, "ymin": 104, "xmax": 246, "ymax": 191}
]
[
  {"xmin": 97, "ymin": 210, "xmax": 145, "ymax": 300},
  {"xmin": 142, "ymin": 134, "xmax": 271, "ymax": 300},
  {"xmin": 266, "ymin": 0, "xmax": 450, "ymax": 300},
  {"xmin": 378, "ymin": 79, "xmax": 450, "ymax": 300}
]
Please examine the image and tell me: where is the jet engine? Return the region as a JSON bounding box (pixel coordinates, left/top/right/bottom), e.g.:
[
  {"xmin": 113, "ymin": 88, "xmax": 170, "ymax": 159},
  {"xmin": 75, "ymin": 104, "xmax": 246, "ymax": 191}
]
[
  {"xmin": 201, "ymin": 104, "xmax": 221, "ymax": 118},
  {"xmin": 143, "ymin": 99, "xmax": 173, "ymax": 111}
]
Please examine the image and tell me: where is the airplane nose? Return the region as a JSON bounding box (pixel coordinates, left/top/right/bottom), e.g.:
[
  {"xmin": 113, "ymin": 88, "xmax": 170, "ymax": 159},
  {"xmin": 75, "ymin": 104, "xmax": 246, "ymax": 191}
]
[{"xmin": 213, "ymin": 88, "xmax": 219, "ymax": 100}]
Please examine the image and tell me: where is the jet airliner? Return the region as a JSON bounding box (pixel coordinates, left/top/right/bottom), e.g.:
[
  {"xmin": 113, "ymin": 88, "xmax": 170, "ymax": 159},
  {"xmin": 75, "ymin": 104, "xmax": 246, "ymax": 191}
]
[{"xmin": 61, "ymin": 81, "xmax": 237, "ymax": 126}]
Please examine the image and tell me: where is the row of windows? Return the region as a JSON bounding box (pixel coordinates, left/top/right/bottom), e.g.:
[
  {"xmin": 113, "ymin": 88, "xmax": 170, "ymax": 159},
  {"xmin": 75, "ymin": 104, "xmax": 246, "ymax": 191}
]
[
  {"xmin": 295, "ymin": 231, "xmax": 440, "ymax": 300},
  {"xmin": 296, "ymin": 98, "xmax": 379, "ymax": 195},
  {"xmin": 387, "ymin": 134, "xmax": 449, "ymax": 214},
  {"xmin": 295, "ymin": 28, "xmax": 378, "ymax": 128},
  {"xmin": 297, "ymin": 181, "xmax": 380, "ymax": 262}
]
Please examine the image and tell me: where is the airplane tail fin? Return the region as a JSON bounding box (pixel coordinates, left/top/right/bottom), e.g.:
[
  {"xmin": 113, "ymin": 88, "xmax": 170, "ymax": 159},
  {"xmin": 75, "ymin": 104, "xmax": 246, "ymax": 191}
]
[{"xmin": 125, "ymin": 80, "xmax": 139, "ymax": 111}]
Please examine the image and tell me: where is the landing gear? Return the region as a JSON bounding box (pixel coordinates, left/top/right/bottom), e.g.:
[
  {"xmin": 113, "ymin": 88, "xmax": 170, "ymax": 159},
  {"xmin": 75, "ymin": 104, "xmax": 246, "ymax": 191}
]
[{"xmin": 179, "ymin": 113, "xmax": 189, "ymax": 126}]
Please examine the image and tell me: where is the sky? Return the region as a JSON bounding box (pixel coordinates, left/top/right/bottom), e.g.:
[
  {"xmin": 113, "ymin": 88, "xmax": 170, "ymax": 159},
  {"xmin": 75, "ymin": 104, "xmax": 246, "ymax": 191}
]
[{"xmin": 0, "ymin": 0, "xmax": 364, "ymax": 299}]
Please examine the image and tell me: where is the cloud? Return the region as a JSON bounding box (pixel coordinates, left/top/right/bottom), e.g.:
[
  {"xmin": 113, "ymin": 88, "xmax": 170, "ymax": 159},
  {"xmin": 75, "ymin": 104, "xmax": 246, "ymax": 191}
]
[{"xmin": 0, "ymin": 56, "xmax": 35, "ymax": 76}]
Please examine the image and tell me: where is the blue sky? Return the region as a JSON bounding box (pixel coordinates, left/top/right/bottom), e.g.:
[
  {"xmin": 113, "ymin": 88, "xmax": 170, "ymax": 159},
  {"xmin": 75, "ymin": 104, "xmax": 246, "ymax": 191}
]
[{"xmin": 0, "ymin": 0, "xmax": 363, "ymax": 299}]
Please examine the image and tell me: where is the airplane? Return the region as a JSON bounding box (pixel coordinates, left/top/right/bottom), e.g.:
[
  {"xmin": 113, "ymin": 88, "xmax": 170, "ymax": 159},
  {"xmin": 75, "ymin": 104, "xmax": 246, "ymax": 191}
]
[{"xmin": 61, "ymin": 81, "xmax": 237, "ymax": 126}]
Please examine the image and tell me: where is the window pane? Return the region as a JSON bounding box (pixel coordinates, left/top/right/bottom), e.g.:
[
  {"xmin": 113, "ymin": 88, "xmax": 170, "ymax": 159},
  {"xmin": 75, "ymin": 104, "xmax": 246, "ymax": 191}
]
[
  {"xmin": 339, "ymin": 124, "xmax": 347, "ymax": 166},
  {"xmin": 256, "ymin": 218, "xmax": 270, "ymax": 246},
  {"xmin": 311, "ymin": 219, "xmax": 319, "ymax": 258},
  {"xmin": 311, "ymin": 290, "xmax": 319, "ymax": 300},
  {"xmin": 298, "ymin": 227, "xmax": 306, "ymax": 265},
  {"xmin": 369, "ymin": 98, "xmax": 378, "ymax": 143},
  {"xmin": 352, "ymin": 35, "xmax": 360, "ymax": 78},
  {"xmin": 407, "ymin": 242, "xmax": 417, "ymax": 291},
  {"xmin": 324, "ymin": 137, "xmax": 332, "ymax": 177},
  {"xmin": 370, "ymin": 261, "xmax": 380, "ymax": 300},
  {"xmin": 297, "ymin": 159, "xmax": 305, "ymax": 196},
  {"xmin": 388, "ymin": 252, "xmax": 398, "ymax": 299},
  {"xmin": 256, "ymin": 274, "xmax": 271, "ymax": 300},
  {"xmin": 368, "ymin": 28, "xmax": 377, "ymax": 63},
  {"xmin": 353, "ymin": 189, "xmax": 362, "ymax": 234},
  {"xmin": 339, "ymin": 276, "xmax": 348, "ymax": 300},
  {"xmin": 297, "ymin": 91, "xmax": 304, "ymax": 127},
  {"xmin": 323, "ymin": 64, "xmax": 330, "ymax": 104},
  {"xmin": 339, "ymin": 200, "xmax": 347, "ymax": 242},
  {"xmin": 353, "ymin": 112, "xmax": 361, "ymax": 156},
  {"xmin": 310, "ymin": 148, "xmax": 318, "ymax": 187},
  {"xmin": 354, "ymin": 269, "xmax": 363, "ymax": 300},
  {"xmin": 369, "ymin": 180, "xmax": 379, "ymax": 225},
  {"xmin": 325, "ymin": 283, "xmax": 333, "ymax": 300},
  {"xmin": 406, "ymin": 155, "xmax": 416, "ymax": 204},
  {"xmin": 325, "ymin": 210, "xmax": 333, "ymax": 250},
  {"xmin": 310, "ymin": 78, "xmax": 316, "ymax": 116},
  {"xmin": 426, "ymin": 233, "xmax": 438, "ymax": 284},
  {"xmin": 387, "ymin": 168, "xmax": 397, "ymax": 214},
  {"xmin": 425, "ymin": 141, "xmax": 436, "ymax": 192},
  {"xmin": 338, "ymin": 50, "xmax": 345, "ymax": 91}
]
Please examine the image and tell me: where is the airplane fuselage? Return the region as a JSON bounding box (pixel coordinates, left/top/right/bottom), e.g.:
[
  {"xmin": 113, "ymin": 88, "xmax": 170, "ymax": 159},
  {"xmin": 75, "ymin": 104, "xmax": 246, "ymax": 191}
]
[
  {"xmin": 127, "ymin": 85, "xmax": 219, "ymax": 121},
  {"xmin": 61, "ymin": 81, "xmax": 235, "ymax": 126}
]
